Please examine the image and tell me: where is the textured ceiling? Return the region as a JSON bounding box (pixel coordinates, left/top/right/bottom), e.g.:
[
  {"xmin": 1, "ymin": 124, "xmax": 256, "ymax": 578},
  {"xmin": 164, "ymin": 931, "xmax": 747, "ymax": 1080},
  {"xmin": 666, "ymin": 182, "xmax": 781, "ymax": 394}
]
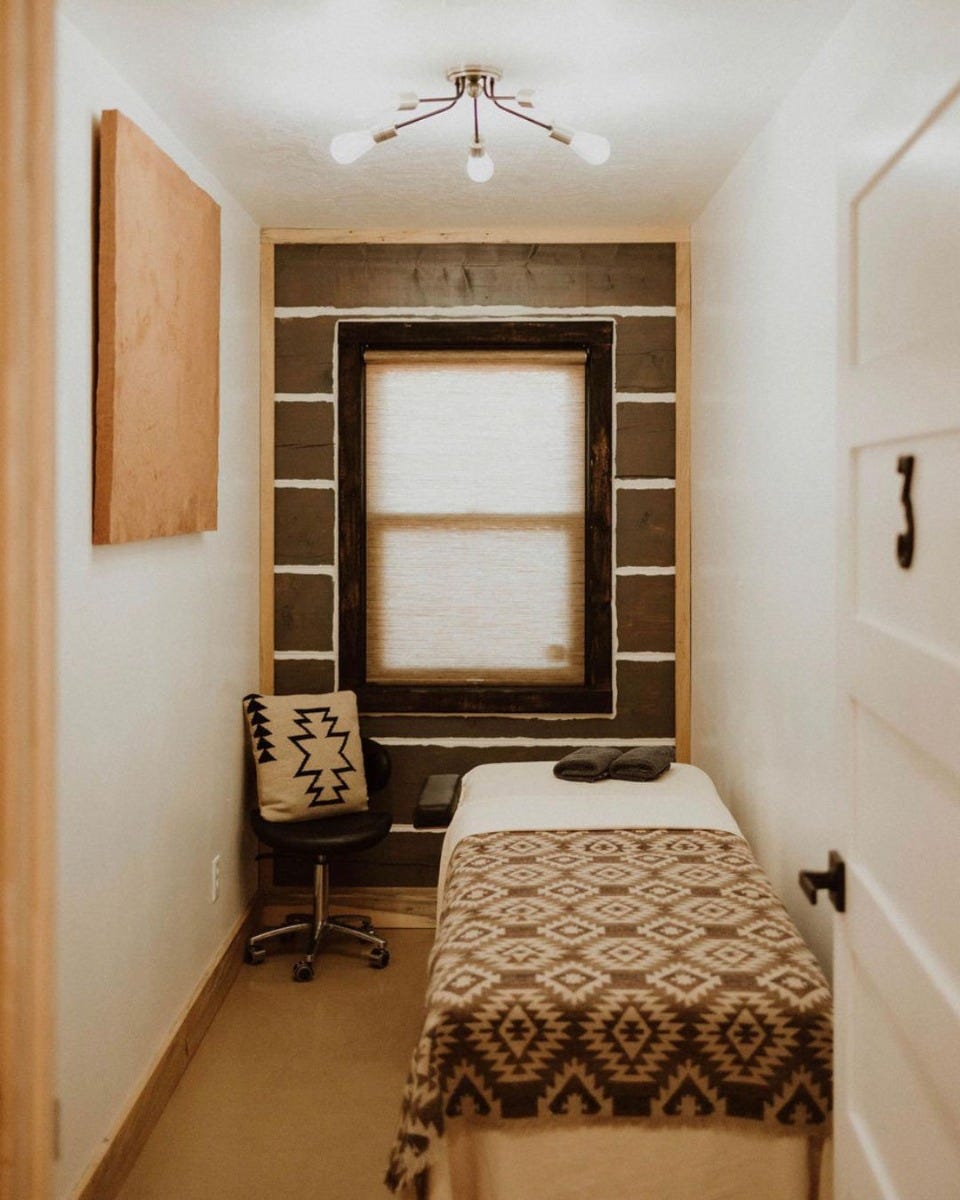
[{"xmin": 62, "ymin": 0, "xmax": 852, "ymax": 230}]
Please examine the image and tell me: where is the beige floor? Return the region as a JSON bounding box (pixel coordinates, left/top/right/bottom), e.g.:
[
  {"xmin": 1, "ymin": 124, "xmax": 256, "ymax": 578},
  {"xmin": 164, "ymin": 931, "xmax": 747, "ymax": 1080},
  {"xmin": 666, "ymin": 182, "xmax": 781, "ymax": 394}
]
[{"xmin": 117, "ymin": 927, "xmax": 435, "ymax": 1200}]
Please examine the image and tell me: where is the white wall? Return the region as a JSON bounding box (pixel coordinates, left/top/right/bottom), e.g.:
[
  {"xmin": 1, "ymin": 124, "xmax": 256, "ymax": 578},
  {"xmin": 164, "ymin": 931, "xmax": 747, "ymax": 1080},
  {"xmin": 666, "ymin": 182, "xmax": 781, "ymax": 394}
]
[
  {"xmin": 54, "ymin": 15, "xmax": 260, "ymax": 1196},
  {"xmin": 690, "ymin": 0, "xmax": 954, "ymax": 969}
]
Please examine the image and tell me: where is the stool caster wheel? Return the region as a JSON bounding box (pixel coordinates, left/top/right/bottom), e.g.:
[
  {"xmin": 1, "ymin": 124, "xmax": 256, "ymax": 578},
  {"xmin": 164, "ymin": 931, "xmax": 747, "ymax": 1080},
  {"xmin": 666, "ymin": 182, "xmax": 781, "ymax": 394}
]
[
  {"xmin": 369, "ymin": 947, "xmax": 390, "ymax": 970},
  {"xmin": 245, "ymin": 945, "xmax": 266, "ymax": 966},
  {"xmin": 292, "ymin": 959, "xmax": 315, "ymax": 983}
]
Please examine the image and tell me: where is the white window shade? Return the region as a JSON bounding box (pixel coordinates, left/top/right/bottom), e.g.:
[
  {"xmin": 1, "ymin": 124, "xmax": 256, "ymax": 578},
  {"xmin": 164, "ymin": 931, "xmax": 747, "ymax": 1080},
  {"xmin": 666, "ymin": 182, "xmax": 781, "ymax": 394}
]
[{"xmin": 364, "ymin": 351, "xmax": 587, "ymax": 685}]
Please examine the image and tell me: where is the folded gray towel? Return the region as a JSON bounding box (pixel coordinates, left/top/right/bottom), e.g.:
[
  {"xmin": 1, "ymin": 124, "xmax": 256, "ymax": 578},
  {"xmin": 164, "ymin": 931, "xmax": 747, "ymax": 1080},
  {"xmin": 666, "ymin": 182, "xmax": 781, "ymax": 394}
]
[
  {"xmin": 553, "ymin": 747, "xmax": 622, "ymax": 782},
  {"xmin": 608, "ymin": 747, "xmax": 674, "ymax": 781}
]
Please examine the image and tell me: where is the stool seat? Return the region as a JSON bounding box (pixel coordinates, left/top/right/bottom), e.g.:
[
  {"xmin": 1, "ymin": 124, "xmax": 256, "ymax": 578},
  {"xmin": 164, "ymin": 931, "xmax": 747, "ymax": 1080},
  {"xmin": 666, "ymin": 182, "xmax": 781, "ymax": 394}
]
[{"xmin": 250, "ymin": 807, "xmax": 392, "ymax": 857}]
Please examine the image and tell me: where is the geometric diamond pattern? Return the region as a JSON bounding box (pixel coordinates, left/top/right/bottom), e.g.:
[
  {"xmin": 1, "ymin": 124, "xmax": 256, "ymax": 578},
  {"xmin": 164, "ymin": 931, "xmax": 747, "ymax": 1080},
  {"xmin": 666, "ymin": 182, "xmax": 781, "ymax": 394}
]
[
  {"xmin": 581, "ymin": 896, "xmax": 647, "ymax": 923},
  {"xmin": 665, "ymin": 861, "xmax": 727, "ymax": 887},
  {"xmin": 579, "ymin": 860, "xmax": 637, "ymax": 884},
  {"xmin": 287, "ymin": 704, "xmax": 357, "ymax": 806},
  {"xmin": 744, "ymin": 918, "xmax": 798, "ymax": 947},
  {"xmin": 762, "ymin": 965, "xmax": 833, "ymax": 1012},
  {"xmin": 677, "ymin": 895, "xmax": 741, "ymax": 924},
  {"xmin": 628, "ymin": 878, "xmax": 687, "ymax": 904},
  {"xmin": 547, "ymin": 916, "xmax": 599, "ymax": 944},
  {"xmin": 582, "ymin": 937, "xmax": 670, "ymax": 977},
  {"xmin": 645, "ymin": 917, "xmax": 701, "ymax": 946},
  {"xmin": 540, "ymin": 963, "xmax": 611, "ymax": 1007},
  {"xmin": 541, "ymin": 878, "xmax": 599, "ymax": 902},
  {"xmin": 610, "ymin": 1004, "xmax": 654, "ymax": 1061},
  {"xmin": 387, "ymin": 827, "xmax": 833, "ymax": 1195},
  {"xmin": 724, "ymin": 1005, "xmax": 772, "ymax": 1062},
  {"xmin": 494, "ymin": 862, "xmax": 551, "ymax": 887},
  {"xmin": 494, "ymin": 896, "xmax": 556, "ymax": 926},
  {"xmin": 475, "ymin": 937, "xmax": 562, "ymax": 972},
  {"xmin": 649, "ymin": 963, "xmax": 720, "ymax": 1005},
  {"xmin": 698, "ymin": 938, "xmax": 774, "ymax": 973}
]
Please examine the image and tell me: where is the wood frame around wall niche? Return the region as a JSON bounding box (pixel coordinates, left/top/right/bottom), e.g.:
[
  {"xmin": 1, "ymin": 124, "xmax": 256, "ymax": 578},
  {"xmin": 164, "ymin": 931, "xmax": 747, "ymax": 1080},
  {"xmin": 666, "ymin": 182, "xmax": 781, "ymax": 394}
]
[{"xmin": 259, "ymin": 229, "xmax": 692, "ymax": 761}]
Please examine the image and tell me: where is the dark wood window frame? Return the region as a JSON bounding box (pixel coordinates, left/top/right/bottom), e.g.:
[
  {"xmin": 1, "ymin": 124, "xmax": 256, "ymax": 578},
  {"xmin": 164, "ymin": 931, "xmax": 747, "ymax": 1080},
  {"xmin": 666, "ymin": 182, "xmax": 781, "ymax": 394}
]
[{"xmin": 337, "ymin": 319, "xmax": 613, "ymax": 715}]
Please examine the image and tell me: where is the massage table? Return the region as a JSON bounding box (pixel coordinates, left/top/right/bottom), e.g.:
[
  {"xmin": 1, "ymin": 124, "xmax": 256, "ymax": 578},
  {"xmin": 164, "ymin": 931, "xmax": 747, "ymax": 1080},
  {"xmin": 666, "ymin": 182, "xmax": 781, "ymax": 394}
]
[{"xmin": 388, "ymin": 761, "xmax": 833, "ymax": 1200}]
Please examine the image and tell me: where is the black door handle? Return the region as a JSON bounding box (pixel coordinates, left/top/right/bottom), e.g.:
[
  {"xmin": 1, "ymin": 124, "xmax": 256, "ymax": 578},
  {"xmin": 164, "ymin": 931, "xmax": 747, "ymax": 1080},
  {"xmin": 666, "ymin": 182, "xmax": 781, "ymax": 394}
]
[
  {"xmin": 799, "ymin": 851, "xmax": 846, "ymax": 913},
  {"xmin": 897, "ymin": 455, "xmax": 915, "ymax": 569}
]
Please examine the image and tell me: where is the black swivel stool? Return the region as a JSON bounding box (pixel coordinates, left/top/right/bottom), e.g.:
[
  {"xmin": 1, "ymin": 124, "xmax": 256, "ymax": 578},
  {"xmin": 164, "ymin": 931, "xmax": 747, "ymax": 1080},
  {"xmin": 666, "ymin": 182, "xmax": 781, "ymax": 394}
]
[{"xmin": 245, "ymin": 737, "xmax": 392, "ymax": 982}]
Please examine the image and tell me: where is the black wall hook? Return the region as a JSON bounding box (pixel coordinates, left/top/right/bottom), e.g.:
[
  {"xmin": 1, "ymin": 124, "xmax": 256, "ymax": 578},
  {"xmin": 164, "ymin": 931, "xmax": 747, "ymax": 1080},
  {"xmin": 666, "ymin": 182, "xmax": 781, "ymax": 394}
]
[
  {"xmin": 799, "ymin": 851, "xmax": 846, "ymax": 913},
  {"xmin": 896, "ymin": 455, "xmax": 915, "ymax": 570}
]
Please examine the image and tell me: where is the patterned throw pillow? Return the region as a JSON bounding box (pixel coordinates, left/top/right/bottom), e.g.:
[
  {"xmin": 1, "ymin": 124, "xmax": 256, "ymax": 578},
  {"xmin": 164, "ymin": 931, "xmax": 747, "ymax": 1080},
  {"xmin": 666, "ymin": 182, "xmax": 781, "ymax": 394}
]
[{"xmin": 243, "ymin": 691, "xmax": 369, "ymax": 822}]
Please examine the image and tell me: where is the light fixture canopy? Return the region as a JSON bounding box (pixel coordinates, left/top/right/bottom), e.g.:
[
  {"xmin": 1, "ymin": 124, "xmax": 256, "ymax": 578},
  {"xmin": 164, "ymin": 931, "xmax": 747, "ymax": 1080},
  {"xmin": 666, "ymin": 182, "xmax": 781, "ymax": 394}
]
[{"xmin": 330, "ymin": 65, "xmax": 610, "ymax": 183}]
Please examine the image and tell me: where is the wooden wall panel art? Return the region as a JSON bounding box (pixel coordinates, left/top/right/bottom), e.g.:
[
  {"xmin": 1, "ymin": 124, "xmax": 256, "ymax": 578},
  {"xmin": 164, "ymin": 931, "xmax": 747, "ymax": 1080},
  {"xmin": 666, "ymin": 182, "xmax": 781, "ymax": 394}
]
[{"xmin": 94, "ymin": 109, "xmax": 220, "ymax": 543}]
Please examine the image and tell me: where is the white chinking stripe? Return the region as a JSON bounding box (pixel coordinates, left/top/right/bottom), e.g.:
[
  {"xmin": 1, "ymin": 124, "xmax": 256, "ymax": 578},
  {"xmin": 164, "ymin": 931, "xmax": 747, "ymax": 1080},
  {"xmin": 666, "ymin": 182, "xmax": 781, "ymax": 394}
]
[
  {"xmin": 276, "ymin": 648, "xmax": 672, "ymax": 664},
  {"xmin": 274, "ymin": 564, "xmax": 336, "ymax": 575},
  {"xmin": 615, "ymin": 565, "xmax": 675, "ymax": 576},
  {"xmin": 274, "ymin": 651, "xmax": 335, "ymax": 661},
  {"xmin": 275, "ymin": 479, "xmax": 335, "ymax": 489},
  {"xmin": 617, "ymin": 392, "xmax": 676, "ymax": 404},
  {"xmin": 276, "ymin": 305, "xmax": 675, "ymax": 319},
  {"xmin": 375, "ymin": 736, "xmax": 676, "ymax": 748},
  {"xmin": 616, "ymin": 652, "xmax": 676, "ymax": 661},
  {"xmin": 615, "ymin": 479, "xmax": 675, "ymax": 490}
]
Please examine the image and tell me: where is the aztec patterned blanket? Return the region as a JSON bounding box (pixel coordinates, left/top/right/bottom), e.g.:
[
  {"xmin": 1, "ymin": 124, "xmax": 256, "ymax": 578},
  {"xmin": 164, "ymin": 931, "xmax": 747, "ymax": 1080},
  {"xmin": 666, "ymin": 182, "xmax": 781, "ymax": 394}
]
[{"xmin": 387, "ymin": 827, "xmax": 832, "ymax": 1195}]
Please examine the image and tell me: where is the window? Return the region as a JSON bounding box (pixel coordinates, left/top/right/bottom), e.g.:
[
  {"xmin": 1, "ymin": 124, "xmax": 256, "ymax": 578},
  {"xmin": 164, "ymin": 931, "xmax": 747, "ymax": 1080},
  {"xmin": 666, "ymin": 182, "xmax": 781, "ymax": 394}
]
[{"xmin": 338, "ymin": 321, "xmax": 612, "ymax": 714}]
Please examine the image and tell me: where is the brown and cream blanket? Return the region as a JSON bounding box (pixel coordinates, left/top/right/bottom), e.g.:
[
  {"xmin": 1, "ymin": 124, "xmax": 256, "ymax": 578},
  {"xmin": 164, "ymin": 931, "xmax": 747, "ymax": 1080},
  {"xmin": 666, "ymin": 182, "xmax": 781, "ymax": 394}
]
[{"xmin": 387, "ymin": 827, "xmax": 832, "ymax": 1194}]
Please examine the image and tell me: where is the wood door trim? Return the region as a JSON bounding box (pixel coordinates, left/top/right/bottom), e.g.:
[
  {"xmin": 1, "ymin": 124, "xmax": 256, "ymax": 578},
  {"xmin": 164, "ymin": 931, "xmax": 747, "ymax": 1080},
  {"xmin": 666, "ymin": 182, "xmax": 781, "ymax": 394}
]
[
  {"xmin": 259, "ymin": 242, "xmax": 276, "ymax": 692},
  {"xmin": 262, "ymin": 225, "xmax": 690, "ymax": 245},
  {"xmin": 258, "ymin": 234, "xmax": 691, "ymax": 744},
  {"xmin": 674, "ymin": 242, "xmax": 692, "ymax": 761},
  {"xmin": 0, "ymin": 3, "xmax": 55, "ymax": 1196}
]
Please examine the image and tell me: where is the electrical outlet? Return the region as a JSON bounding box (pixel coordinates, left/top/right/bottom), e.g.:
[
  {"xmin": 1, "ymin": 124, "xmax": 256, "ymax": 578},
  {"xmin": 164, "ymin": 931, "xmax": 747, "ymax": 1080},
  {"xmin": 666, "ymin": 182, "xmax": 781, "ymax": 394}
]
[{"xmin": 210, "ymin": 854, "xmax": 221, "ymax": 903}]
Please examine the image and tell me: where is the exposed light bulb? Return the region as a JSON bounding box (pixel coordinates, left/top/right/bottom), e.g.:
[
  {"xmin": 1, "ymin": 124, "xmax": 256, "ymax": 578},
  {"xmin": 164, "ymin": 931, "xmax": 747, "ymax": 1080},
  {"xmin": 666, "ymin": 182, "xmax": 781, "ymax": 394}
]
[
  {"xmin": 330, "ymin": 129, "xmax": 375, "ymax": 164},
  {"xmin": 570, "ymin": 130, "xmax": 611, "ymax": 165},
  {"xmin": 515, "ymin": 88, "xmax": 536, "ymax": 108},
  {"xmin": 466, "ymin": 141, "xmax": 494, "ymax": 183},
  {"xmin": 329, "ymin": 125, "xmax": 397, "ymax": 164},
  {"xmin": 395, "ymin": 91, "xmax": 419, "ymax": 111},
  {"xmin": 548, "ymin": 124, "xmax": 611, "ymax": 165}
]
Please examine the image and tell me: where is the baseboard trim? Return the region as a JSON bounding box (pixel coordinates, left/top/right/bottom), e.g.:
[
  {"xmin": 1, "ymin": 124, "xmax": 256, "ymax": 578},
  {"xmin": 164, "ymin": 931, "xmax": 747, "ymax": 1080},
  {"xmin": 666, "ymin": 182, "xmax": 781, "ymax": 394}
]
[
  {"xmin": 262, "ymin": 884, "xmax": 437, "ymax": 928},
  {"xmin": 72, "ymin": 899, "xmax": 258, "ymax": 1200},
  {"xmin": 332, "ymin": 885, "xmax": 436, "ymax": 928}
]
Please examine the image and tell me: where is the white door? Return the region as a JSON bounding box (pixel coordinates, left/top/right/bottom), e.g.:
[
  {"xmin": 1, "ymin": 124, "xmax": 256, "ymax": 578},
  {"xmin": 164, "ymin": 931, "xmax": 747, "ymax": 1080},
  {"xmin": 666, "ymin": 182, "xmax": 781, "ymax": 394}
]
[{"xmin": 836, "ymin": 42, "xmax": 960, "ymax": 1200}]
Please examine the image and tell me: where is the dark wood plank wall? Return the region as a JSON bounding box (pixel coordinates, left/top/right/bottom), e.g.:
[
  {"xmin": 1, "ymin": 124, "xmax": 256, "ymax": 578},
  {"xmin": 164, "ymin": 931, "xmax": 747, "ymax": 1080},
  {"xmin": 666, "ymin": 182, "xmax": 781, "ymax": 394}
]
[{"xmin": 270, "ymin": 243, "xmax": 678, "ymax": 887}]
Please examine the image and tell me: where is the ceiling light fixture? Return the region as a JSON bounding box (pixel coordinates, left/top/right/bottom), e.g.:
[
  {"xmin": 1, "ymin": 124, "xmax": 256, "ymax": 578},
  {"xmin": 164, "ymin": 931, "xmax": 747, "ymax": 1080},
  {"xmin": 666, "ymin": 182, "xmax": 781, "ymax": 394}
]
[{"xmin": 329, "ymin": 65, "xmax": 611, "ymax": 183}]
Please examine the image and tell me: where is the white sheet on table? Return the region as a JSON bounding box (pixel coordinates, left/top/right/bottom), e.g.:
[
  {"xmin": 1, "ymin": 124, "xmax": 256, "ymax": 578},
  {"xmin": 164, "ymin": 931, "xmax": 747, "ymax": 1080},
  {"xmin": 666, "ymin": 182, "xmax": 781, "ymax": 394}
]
[
  {"xmin": 428, "ymin": 1123, "xmax": 832, "ymax": 1200},
  {"xmin": 437, "ymin": 760, "xmax": 743, "ymax": 909}
]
